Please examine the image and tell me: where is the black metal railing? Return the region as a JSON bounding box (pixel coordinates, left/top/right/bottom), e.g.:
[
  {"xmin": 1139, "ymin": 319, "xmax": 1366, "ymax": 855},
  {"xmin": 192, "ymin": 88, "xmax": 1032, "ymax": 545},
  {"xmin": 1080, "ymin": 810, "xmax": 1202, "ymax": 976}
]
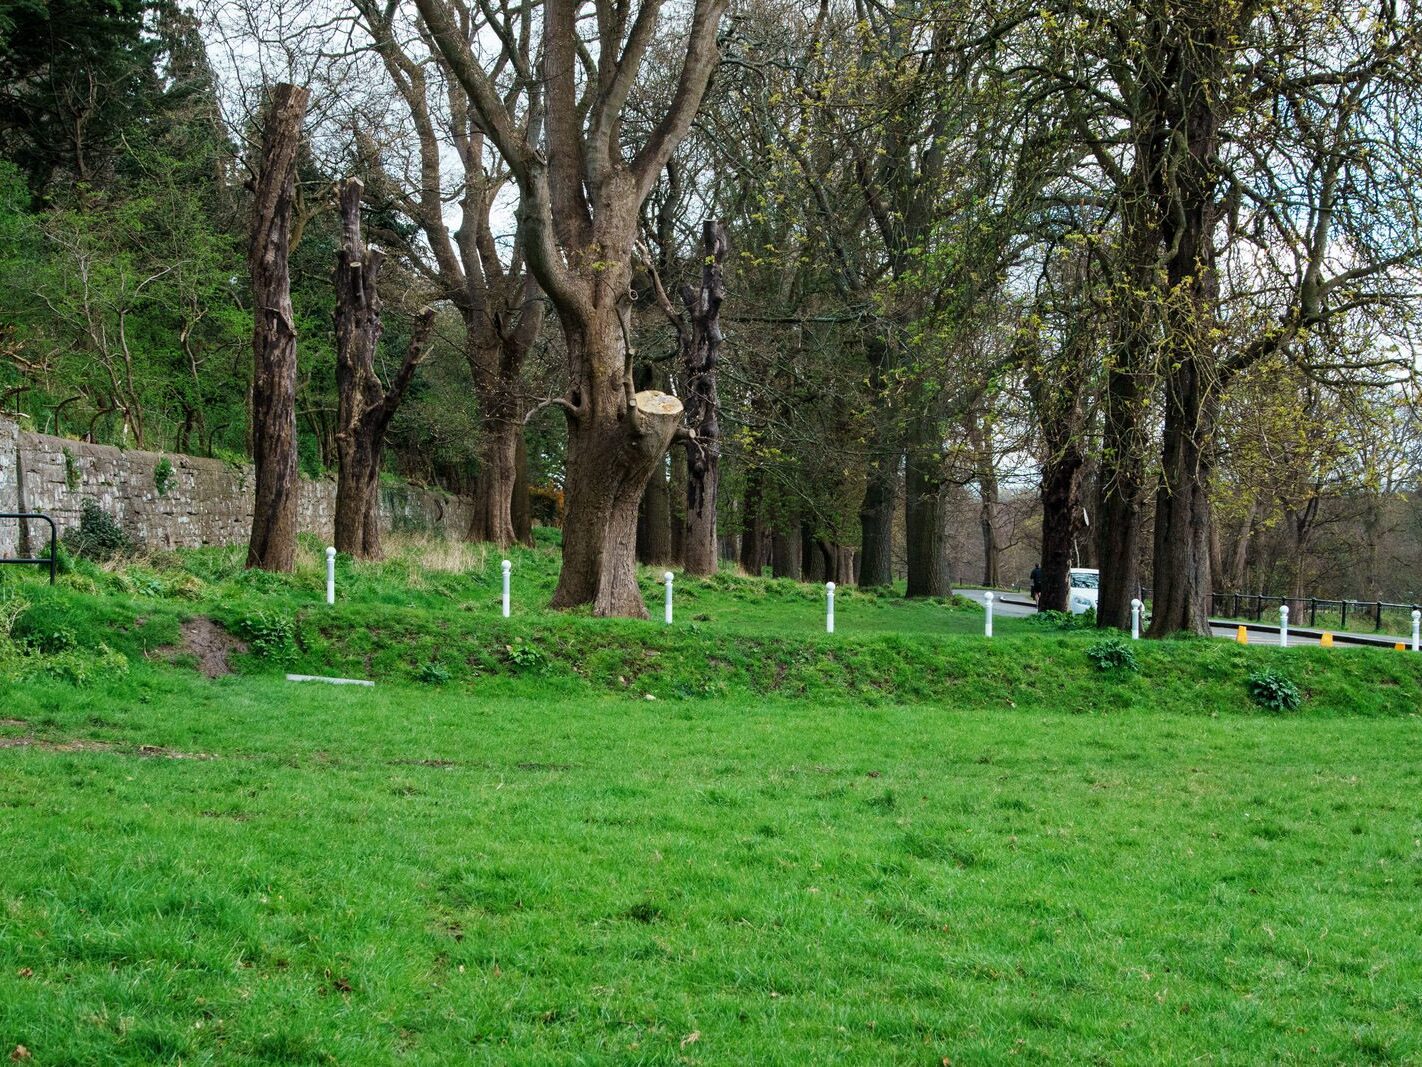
[
  {"xmin": 1211, "ymin": 592, "xmax": 1420, "ymax": 635},
  {"xmin": 0, "ymin": 513, "xmax": 57, "ymax": 585}
]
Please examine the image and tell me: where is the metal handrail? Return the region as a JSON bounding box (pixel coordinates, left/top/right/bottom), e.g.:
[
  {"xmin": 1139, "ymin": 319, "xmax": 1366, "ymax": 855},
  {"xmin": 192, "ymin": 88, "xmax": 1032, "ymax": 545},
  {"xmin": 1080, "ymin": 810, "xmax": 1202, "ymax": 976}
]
[
  {"xmin": 0, "ymin": 513, "xmax": 57, "ymax": 585},
  {"xmin": 1211, "ymin": 591, "xmax": 1420, "ymax": 632}
]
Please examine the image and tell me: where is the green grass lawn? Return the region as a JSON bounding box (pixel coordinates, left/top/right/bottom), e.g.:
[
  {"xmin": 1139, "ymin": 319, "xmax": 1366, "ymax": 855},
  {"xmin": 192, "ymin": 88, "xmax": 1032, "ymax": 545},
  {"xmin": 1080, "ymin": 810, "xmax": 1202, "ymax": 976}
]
[{"xmin": 2, "ymin": 536, "xmax": 1421, "ymax": 1063}]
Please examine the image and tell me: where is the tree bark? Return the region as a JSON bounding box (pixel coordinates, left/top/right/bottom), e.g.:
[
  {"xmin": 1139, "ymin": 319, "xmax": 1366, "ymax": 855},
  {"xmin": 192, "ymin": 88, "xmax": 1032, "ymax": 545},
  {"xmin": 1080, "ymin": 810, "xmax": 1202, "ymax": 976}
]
[
  {"xmin": 332, "ymin": 179, "xmax": 434, "ymax": 560},
  {"xmin": 512, "ymin": 429, "xmax": 532, "ymax": 544},
  {"xmin": 636, "ymin": 456, "xmax": 673, "ymax": 564},
  {"xmin": 771, "ymin": 527, "xmax": 802, "ymax": 580},
  {"xmin": 905, "ymin": 443, "xmax": 951, "ymax": 597},
  {"xmin": 802, "ymin": 522, "xmax": 824, "ymax": 582},
  {"xmin": 246, "ymin": 83, "xmax": 309, "ymax": 573},
  {"xmin": 739, "ymin": 463, "xmax": 765, "ymax": 576},
  {"xmin": 551, "ymin": 381, "xmax": 684, "ymax": 617},
  {"xmin": 1038, "ymin": 442, "xmax": 1085, "ymax": 613},
  {"xmin": 681, "ymin": 221, "xmax": 726, "ymax": 575}
]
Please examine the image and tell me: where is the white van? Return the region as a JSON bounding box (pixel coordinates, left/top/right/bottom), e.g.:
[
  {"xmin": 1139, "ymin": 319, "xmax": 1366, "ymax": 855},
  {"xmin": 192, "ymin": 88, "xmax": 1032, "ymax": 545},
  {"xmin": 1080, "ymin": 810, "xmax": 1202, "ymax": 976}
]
[{"xmin": 1068, "ymin": 568, "xmax": 1100, "ymax": 615}]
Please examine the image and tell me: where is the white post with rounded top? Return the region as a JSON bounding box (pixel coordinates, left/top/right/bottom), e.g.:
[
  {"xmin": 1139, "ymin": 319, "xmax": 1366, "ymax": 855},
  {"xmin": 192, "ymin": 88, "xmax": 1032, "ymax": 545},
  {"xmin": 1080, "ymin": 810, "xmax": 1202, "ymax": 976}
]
[
  {"xmin": 1412, "ymin": 609, "xmax": 1419, "ymax": 653},
  {"xmin": 984, "ymin": 591, "xmax": 994, "ymax": 638},
  {"xmin": 325, "ymin": 546, "xmax": 336, "ymax": 605},
  {"xmin": 826, "ymin": 582, "xmax": 836, "ymax": 634},
  {"xmin": 1131, "ymin": 598, "xmax": 1142, "ymax": 640},
  {"xmin": 664, "ymin": 571, "xmax": 674, "ymax": 625},
  {"xmin": 501, "ymin": 559, "xmax": 511, "ymax": 618},
  {"xmin": 1279, "ymin": 604, "xmax": 1289, "ymax": 648}
]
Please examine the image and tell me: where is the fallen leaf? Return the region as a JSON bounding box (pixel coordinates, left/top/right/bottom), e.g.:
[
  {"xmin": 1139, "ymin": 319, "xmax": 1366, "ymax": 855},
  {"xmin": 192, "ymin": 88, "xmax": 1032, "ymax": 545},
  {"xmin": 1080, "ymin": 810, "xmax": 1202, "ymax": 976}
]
[
  {"xmin": 680, "ymin": 1031, "xmax": 701, "ymax": 1048},
  {"xmin": 10, "ymin": 1047, "xmax": 31, "ymax": 1062},
  {"xmin": 15, "ymin": 968, "xmax": 32, "ymax": 978}
]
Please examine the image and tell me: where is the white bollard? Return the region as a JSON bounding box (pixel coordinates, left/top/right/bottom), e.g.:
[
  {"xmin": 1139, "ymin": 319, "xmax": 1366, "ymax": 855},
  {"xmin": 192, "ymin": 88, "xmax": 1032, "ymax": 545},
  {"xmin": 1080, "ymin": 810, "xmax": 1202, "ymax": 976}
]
[
  {"xmin": 1130, "ymin": 598, "xmax": 1142, "ymax": 640},
  {"xmin": 984, "ymin": 591, "xmax": 994, "ymax": 638},
  {"xmin": 1279, "ymin": 604, "xmax": 1289, "ymax": 648},
  {"xmin": 325, "ymin": 546, "xmax": 336, "ymax": 605},
  {"xmin": 664, "ymin": 571, "xmax": 674, "ymax": 625},
  {"xmin": 1412, "ymin": 609, "xmax": 1419, "ymax": 653},
  {"xmin": 501, "ymin": 559, "xmax": 511, "ymax": 618},
  {"xmin": 826, "ymin": 581, "xmax": 836, "ymax": 634}
]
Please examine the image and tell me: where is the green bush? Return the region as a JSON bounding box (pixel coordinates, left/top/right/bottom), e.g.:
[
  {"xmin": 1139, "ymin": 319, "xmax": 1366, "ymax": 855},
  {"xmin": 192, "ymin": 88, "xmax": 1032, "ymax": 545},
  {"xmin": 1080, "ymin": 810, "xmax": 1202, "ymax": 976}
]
[
  {"xmin": 1029, "ymin": 608, "xmax": 1096, "ymax": 630},
  {"xmin": 414, "ymin": 660, "xmax": 451, "ymax": 685},
  {"xmin": 234, "ymin": 610, "xmax": 297, "ymax": 661},
  {"xmin": 505, "ymin": 638, "xmax": 547, "ymax": 673},
  {"xmin": 1247, "ymin": 668, "xmax": 1302, "ymax": 713},
  {"xmin": 154, "ymin": 456, "xmax": 175, "ymax": 496},
  {"xmin": 63, "ymin": 500, "xmax": 135, "ymax": 561},
  {"xmin": 1086, "ymin": 635, "xmax": 1139, "ymax": 672}
]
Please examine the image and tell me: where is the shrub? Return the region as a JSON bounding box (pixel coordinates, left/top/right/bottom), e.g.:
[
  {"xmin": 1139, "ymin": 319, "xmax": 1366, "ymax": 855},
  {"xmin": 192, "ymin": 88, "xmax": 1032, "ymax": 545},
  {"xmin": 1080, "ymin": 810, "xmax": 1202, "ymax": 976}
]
[
  {"xmin": 1247, "ymin": 668, "xmax": 1302, "ymax": 713},
  {"xmin": 505, "ymin": 639, "xmax": 547, "ymax": 673},
  {"xmin": 63, "ymin": 500, "xmax": 134, "ymax": 561},
  {"xmin": 154, "ymin": 456, "xmax": 175, "ymax": 497},
  {"xmin": 414, "ymin": 660, "xmax": 451, "ymax": 685},
  {"xmin": 1086, "ymin": 635, "xmax": 1139, "ymax": 672},
  {"xmin": 234, "ymin": 610, "xmax": 297, "ymax": 661}
]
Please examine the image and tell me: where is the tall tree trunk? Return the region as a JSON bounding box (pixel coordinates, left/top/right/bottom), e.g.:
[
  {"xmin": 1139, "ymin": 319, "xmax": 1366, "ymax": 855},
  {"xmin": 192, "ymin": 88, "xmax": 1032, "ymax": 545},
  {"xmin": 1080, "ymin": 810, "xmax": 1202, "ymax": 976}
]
[
  {"xmin": 772, "ymin": 527, "xmax": 802, "ymax": 580},
  {"xmin": 332, "ymin": 179, "xmax": 433, "ymax": 560},
  {"xmin": 802, "ymin": 522, "xmax": 824, "ymax": 582},
  {"xmin": 739, "ymin": 463, "xmax": 764, "ymax": 576},
  {"xmin": 1147, "ymin": 362, "xmax": 1216, "ymax": 635},
  {"xmin": 857, "ymin": 333, "xmax": 897, "ymax": 588},
  {"xmin": 1038, "ymin": 442, "xmax": 1085, "ymax": 613},
  {"xmin": 681, "ymin": 221, "xmax": 726, "ymax": 575},
  {"xmin": 858, "ymin": 455, "xmax": 897, "ymax": 588},
  {"xmin": 905, "ymin": 443, "xmax": 951, "ymax": 597},
  {"xmin": 246, "ymin": 83, "xmax": 310, "ymax": 573},
  {"xmin": 978, "ymin": 479, "xmax": 999, "ymax": 588},
  {"xmin": 466, "ymin": 369, "xmax": 522, "ymax": 547},
  {"xmin": 512, "ymin": 429, "xmax": 532, "ymax": 543}
]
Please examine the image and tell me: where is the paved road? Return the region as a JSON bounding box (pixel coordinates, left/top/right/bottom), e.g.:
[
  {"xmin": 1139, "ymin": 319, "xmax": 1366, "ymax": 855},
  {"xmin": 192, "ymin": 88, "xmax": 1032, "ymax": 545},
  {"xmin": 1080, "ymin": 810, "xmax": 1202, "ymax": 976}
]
[{"xmin": 957, "ymin": 589, "xmax": 1407, "ymax": 649}]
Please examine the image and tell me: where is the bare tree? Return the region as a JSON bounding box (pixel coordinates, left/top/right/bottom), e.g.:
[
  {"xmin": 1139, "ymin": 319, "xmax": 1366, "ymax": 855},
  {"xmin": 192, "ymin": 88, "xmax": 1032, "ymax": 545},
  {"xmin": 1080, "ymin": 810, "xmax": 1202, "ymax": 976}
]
[
  {"xmin": 332, "ymin": 179, "xmax": 435, "ymax": 559},
  {"xmin": 246, "ymin": 82, "xmax": 310, "ymax": 572}
]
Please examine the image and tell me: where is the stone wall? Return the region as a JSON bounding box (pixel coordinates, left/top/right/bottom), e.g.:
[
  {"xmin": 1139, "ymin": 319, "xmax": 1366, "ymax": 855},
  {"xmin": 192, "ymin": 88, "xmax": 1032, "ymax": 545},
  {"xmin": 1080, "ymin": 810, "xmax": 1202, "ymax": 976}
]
[{"xmin": 0, "ymin": 415, "xmax": 474, "ymax": 557}]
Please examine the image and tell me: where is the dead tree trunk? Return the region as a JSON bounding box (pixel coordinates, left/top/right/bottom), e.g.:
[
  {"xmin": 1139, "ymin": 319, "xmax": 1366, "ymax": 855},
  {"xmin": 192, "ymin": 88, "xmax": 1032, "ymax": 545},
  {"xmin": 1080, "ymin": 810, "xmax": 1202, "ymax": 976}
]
[
  {"xmin": 332, "ymin": 179, "xmax": 434, "ymax": 559},
  {"xmin": 246, "ymin": 83, "xmax": 310, "ymax": 573},
  {"xmin": 680, "ymin": 221, "xmax": 726, "ymax": 575}
]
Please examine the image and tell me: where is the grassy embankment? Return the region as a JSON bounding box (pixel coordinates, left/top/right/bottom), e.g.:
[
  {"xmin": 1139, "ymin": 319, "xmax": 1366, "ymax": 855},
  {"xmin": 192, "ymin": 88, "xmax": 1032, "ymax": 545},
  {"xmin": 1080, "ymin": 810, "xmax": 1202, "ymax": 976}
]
[{"xmin": 1, "ymin": 534, "xmax": 1420, "ymax": 1063}]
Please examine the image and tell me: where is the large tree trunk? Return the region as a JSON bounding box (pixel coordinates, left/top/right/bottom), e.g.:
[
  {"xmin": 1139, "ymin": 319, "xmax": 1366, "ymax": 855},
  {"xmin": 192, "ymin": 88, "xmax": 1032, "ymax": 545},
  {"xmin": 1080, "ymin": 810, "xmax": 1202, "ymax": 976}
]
[
  {"xmin": 1038, "ymin": 442, "xmax": 1085, "ymax": 613},
  {"xmin": 246, "ymin": 83, "xmax": 309, "ymax": 573},
  {"xmin": 466, "ymin": 369, "xmax": 521, "ymax": 547},
  {"xmin": 1147, "ymin": 361, "xmax": 1216, "ymax": 636},
  {"xmin": 858, "ymin": 456, "xmax": 897, "ymax": 588},
  {"xmin": 681, "ymin": 221, "xmax": 726, "ymax": 576},
  {"xmin": 905, "ymin": 443, "xmax": 951, "ymax": 598},
  {"xmin": 1145, "ymin": 13, "xmax": 1225, "ymax": 639},
  {"xmin": 332, "ymin": 178, "xmax": 432, "ymax": 560},
  {"xmin": 551, "ymin": 359, "xmax": 683, "ymax": 618},
  {"xmin": 978, "ymin": 477, "xmax": 1000, "ymax": 588},
  {"xmin": 771, "ymin": 527, "xmax": 802, "ymax": 580}
]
